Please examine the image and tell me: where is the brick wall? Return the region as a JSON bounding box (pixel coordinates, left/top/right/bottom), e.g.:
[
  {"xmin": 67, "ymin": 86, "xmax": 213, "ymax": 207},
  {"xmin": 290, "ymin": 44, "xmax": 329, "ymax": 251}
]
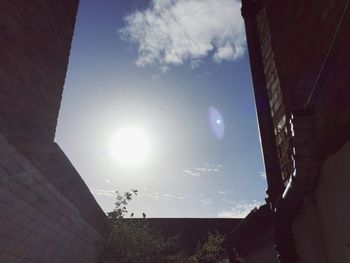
[
  {"xmin": 0, "ymin": 1, "xmax": 79, "ymax": 141},
  {"xmin": 0, "ymin": 2, "xmax": 109, "ymax": 261},
  {"xmin": 256, "ymin": 8, "xmax": 293, "ymax": 184},
  {"xmin": 13, "ymin": 140, "xmax": 109, "ymax": 238},
  {"xmin": 262, "ymin": 0, "xmax": 350, "ymax": 159},
  {"xmin": 252, "ymin": 1, "xmax": 350, "ymax": 262},
  {"xmin": 0, "ymin": 134, "xmax": 104, "ymax": 262},
  {"xmin": 255, "ymin": 0, "xmax": 350, "ymax": 181},
  {"xmin": 240, "ymin": 1, "xmax": 350, "ymax": 261}
]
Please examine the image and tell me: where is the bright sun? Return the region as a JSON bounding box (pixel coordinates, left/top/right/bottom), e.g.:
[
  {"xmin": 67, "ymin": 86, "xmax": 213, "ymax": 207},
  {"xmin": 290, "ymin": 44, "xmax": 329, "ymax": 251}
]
[{"xmin": 110, "ymin": 127, "xmax": 151, "ymax": 166}]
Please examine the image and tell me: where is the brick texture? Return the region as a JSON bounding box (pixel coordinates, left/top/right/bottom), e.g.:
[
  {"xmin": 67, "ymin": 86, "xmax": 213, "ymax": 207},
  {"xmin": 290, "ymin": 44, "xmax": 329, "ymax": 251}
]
[
  {"xmin": 0, "ymin": 134, "xmax": 104, "ymax": 262},
  {"xmin": 0, "ymin": 1, "xmax": 79, "ymax": 142},
  {"xmin": 256, "ymin": 0, "xmax": 350, "ymax": 180},
  {"xmin": 0, "ymin": 2, "xmax": 109, "ymax": 261},
  {"xmin": 256, "ymin": 8, "xmax": 293, "ymax": 184}
]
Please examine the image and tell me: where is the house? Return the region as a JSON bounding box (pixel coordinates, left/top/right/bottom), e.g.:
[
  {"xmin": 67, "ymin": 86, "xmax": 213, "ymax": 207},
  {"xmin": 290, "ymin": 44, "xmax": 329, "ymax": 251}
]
[{"xmin": 225, "ymin": 1, "xmax": 350, "ymax": 262}]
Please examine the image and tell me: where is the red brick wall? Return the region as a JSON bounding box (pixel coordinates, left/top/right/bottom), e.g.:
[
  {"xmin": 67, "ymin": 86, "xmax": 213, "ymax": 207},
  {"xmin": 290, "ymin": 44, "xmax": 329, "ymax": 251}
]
[
  {"xmin": 0, "ymin": 1, "xmax": 79, "ymax": 141},
  {"xmin": 256, "ymin": 0, "xmax": 350, "ymax": 180},
  {"xmin": 256, "ymin": 8, "xmax": 293, "ymax": 183},
  {"xmin": 264, "ymin": 0, "xmax": 350, "ymax": 110}
]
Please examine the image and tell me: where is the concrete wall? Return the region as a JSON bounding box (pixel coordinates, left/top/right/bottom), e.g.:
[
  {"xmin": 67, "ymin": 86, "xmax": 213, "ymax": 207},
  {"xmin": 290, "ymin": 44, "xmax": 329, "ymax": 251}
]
[
  {"xmin": 314, "ymin": 140, "xmax": 350, "ymax": 263},
  {"xmin": 293, "ymin": 140, "xmax": 350, "ymax": 263},
  {"xmin": 0, "ymin": 134, "xmax": 104, "ymax": 262}
]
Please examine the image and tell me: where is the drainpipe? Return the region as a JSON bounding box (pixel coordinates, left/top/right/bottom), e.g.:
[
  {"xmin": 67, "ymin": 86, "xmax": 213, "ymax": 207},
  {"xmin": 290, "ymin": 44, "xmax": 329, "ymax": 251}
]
[
  {"xmin": 241, "ymin": 0, "xmax": 284, "ymax": 207},
  {"xmin": 274, "ymin": 109, "xmax": 320, "ymax": 263}
]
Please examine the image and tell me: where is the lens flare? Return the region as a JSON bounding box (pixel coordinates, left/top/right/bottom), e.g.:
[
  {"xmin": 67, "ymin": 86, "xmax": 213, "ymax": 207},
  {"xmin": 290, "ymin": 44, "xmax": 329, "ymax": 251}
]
[{"xmin": 208, "ymin": 106, "xmax": 225, "ymax": 139}]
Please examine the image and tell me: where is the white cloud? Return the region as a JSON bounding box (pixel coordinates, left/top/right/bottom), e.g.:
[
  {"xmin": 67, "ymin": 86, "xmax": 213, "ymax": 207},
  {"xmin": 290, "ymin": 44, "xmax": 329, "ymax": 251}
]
[
  {"xmin": 163, "ymin": 193, "xmax": 176, "ymax": 198},
  {"xmin": 183, "ymin": 169, "xmax": 202, "ymax": 177},
  {"xmin": 144, "ymin": 193, "xmax": 161, "ymax": 200},
  {"xmin": 142, "ymin": 191, "xmax": 196, "ymax": 201},
  {"xmin": 183, "ymin": 164, "xmax": 222, "ymax": 178},
  {"xmin": 195, "ymin": 167, "xmax": 219, "ymax": 173},
  {"xmin": 217, "ymin": 200, "xmax": 264, "ymax": 218},
  {"xmin": 120, "ymin": 0, "xmax": 245, "ymax": 69},
  {"xmin": 200, "ymin": 198, "xmax": 213, "ymax": 205},
  {"xmin": 90, "ymin": 188, "xmax": 116, "ymax": 197},
  {"xmin": 217, "ymin": 190, "xmax": 234, "ymax": 195}
]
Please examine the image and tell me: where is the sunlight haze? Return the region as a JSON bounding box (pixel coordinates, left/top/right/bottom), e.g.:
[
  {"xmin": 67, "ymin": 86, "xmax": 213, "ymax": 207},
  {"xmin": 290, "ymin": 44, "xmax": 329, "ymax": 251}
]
[{"xmin": 55, "ymin": 0, "xmax": 266, "ymax": 218}]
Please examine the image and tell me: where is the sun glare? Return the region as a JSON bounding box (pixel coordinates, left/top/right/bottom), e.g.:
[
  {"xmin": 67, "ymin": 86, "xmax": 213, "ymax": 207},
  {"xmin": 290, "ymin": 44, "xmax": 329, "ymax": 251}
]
[{"xmin": 110, "ymin": 127, "xmax": 151, "ymax": 166}]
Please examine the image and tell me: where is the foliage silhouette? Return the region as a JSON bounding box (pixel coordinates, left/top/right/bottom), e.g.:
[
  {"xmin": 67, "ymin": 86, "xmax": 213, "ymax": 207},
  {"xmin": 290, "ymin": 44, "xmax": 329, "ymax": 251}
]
[
  {"xmin": 102, "ymin": 190, "xmax": 189, "ymax": 262},
  {"xmin": 101, "ymin": 189, "xmax": 228, "ymax": 263}
]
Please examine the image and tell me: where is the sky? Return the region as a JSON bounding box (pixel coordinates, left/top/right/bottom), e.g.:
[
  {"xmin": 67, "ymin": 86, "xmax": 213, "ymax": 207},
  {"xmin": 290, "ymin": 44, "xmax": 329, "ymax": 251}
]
[{"xmin": 55, "ymin": 0, "xmax": 267, "ymax": 218}]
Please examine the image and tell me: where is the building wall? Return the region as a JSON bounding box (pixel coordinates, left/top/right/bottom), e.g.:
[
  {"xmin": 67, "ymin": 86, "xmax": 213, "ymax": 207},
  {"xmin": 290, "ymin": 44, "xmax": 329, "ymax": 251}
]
[
  {"xmin": 0, "ymin": 1, "xmax": 79, "ymax": 141},
  {"xmin": 255, "ymin": 0, "xmax": 350, "ymax": 183},
  {"xmin": 263, "ymin": 0, "xmax": 350, "ymax": 159},
  {"xmin": 243, "ymin": 237, "xmax": 278, "ymax": 263},
  {"xmin": 256, "ymin": 7, "xmax": 292, "ymax": 184},
  {"xmin": 293, "ymin": 194, "xmax": 328, "ymax": 263},
  {"xmin": 238, "ymin": 224, "xmax": 278, "ymax": 263},
  {"xmin": 14, "ymin": 140, "xmax": 109, "ymax": 238},
  {"xmin": 0, "ymin": 134, "xmax": 104, "ymax": 262},
  {"xmin": 253, "ymin": 1, "xmax": 350, "ymax": 262},
  {"xmin": 313, "ymin": 140, "xmax": 350, "ymax": 263},
  {"xmin": 0, "ymin": 2, "xmax": 109, "ymax": 262},
  {"xmin": 292, "ymin": 140, "xmax": 350, "ymax": 263},
  {"xmin": 263, "ymin": 0, "xmax": 349, "ymax": 108}
]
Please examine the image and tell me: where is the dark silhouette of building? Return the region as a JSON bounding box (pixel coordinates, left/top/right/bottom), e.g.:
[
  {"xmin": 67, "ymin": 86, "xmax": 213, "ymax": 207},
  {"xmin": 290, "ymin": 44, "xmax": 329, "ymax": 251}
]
[
  {"xmin": 225, "ymin": 1, "xmax": 350, "ymax": 262},
  {"xmin": 0, "ymin": 2, "xmax": 109, "ymax": 262}
]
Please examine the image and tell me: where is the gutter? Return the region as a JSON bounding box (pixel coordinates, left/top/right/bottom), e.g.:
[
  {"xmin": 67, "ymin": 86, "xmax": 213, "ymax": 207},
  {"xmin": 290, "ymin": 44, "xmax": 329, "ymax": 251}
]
[{"xmin": 241, "ymin": 0, "xmax": 284, "ymax": 208}]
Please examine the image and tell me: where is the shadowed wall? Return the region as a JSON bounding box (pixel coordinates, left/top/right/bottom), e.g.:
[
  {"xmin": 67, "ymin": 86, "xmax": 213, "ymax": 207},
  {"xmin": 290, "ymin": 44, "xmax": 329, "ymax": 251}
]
[
  {"xmin": 0, "ymin": 1, "xmax": 79, "ymax": 141},
  {"xmin": 0, "ymin": 1, "xmax": 109, "ymax": 262},
  {"xmin": 238, "ymin": 0, "xmax": 350, "ymax": 262}
]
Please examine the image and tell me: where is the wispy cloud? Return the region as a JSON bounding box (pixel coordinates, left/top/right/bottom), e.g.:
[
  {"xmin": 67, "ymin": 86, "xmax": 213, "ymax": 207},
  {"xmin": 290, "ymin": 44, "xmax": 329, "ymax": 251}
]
[
  {"xmin": 200, "ymin": 198, "xmax": 213, "ymax": 205},
  {"xmin": 260, "ymin": 171, "xmax": 267, "ymax": 179},
  {"xmin": 217, "ymin": 200, "xmax": 264, "ymax": 218},
  {"xmin": 120, "ymin": 0, "xmax": 245, "ymax": 71},
  {"xmin": 90, "ymin": 188, "xmax": 116, "ymax": 197},
  {"xmin": 183, "ymin": 164, "xmax": 222, "ymax": 178},
  {"xmin": 143, "ymin": 193, "xmax": 161, "ymax": 200},
  {"xmin": 217, "ymin": 190, "xmax": 234, "ymax": 195},
  {"xmin": 142, "ymin": 192, "xmax": 197, "ymax": 201},
  {"xmin": 163, "ymin": 193, "xmax": 176, "ymax": 198},
  {"xmin": 183, "ymin": 169, "xmax": 202, "ymax": 177}
]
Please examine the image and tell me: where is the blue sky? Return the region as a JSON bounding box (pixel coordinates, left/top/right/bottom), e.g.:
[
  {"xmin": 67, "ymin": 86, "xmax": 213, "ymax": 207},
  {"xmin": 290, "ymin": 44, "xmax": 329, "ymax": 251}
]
[{"xmin": 56, "ymin": 0, "xmax": 267, "ymax": 218}]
